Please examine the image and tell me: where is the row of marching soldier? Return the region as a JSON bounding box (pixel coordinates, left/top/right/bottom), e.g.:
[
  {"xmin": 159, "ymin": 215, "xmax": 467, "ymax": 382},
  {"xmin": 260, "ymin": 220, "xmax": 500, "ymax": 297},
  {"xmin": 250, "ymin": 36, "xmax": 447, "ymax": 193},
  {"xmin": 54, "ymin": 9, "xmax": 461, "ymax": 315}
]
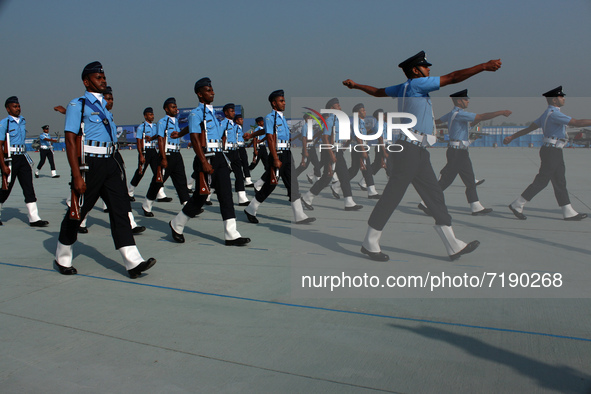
[{"xmin": 2, "ymin": 53, "xmax": 590, "ymax": 278}]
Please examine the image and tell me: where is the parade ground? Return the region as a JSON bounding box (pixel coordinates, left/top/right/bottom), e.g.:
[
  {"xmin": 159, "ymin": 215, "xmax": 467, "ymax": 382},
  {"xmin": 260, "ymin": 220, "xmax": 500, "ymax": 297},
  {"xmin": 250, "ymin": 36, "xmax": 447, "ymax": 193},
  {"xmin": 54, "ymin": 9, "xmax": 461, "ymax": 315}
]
[{"xmin": 1, "ymin": 147, "xmax": 590, "ymax": 393}]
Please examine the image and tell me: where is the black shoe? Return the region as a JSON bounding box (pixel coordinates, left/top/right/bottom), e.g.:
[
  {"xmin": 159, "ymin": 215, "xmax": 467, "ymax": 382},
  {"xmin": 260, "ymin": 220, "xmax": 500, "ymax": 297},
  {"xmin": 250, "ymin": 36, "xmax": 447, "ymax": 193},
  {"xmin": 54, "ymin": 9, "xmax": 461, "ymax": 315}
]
[
  {"xmin": 368, "ymin": 194, "xmax": 381, "ymax": 200},
  {"xmin": 157, "ymin": 197, "xmax": 173, "ymax": 203},
  {"xmin": 30, "ymin": 220, "xmax": 49, "ymax": 227},
  {"xmin": 132, "ymin": 225, "xmax": 146, "ymax": 234},
  {"xmin": 331, "ymin": 186, "xmax": 340, "ymax": 199},
  {"xmin": 169, "ymin": 221, "xmax": 185, "ymax": 243},
  {"xmin": 54, "ymin": 260, "xmax": 77, "ymax": 275},
  {"xmin": 472, "ymin": 208, "xmax": 493, "ymax": 216},
  {"xmin": 245, "ymin": 183, "xmax": 254, "ymax": 188},
  {"xmin": 244, "ymin": 209, "xmax": 259, "ymax": 224},
  {"xmin": 361, "ymin": 246, "xmax": 389, "ymax": 261},
  {"xmin": 295, "ymin": 217, "xmax": 316, "ymax": 224},
  {"xmin": 564, "ymin": 213, "xmax": 588, "ymax": 221},
  {"xmin": 238, "ymin": 202, "xmax": 250, "ymax": 206},
  {"xmin": 345, "ymin": 204, "xmax": 363, "ymax": 211},
  {"xmin": 306, "ymin": 174, "xmax": 314, "ymax": 184},
  {"xmin": 358, "ymin": 182, "xmax": 367, "ymax": 191},
  {"xmin": 129, "ymin": 196, "xmax": 136, "ymax": 202},
  {"xmin": 418, "ymin": 203, "xmax": 433, "ymax": 217},
  {"xmin": 78, "ymin": 226, "xmax": 88, "ymax": 234},
  {"xmin": 35, "ymin": 173, "xmax": 39, "ymax": 178},
  {"xmin": 248, "ymin": 163, "xmax": 256, "ymax": 170},
  {"xmin": 225, "ymin": 237, "xmax": 251, "ymax": 246},
  {"xmin": 508, "ymin": 204, "xmax": 526, "ymax": 220},
  {"xmin": 475, "ymin": 179, "xmax": 485, "ymax": 186},
  {"xmin": 187, "ymin": 188, "xmax": 194, "ymax": 194},
  {"xmin": 52, "ymin": 174, "xmax": 60, "ymax": 178},
  {"xmin": 302, "ymin": 199, "xmax": 314, "ymax": 210},
  {"xmin": 127, "ymin": 258, "xmax": 157, "ymax": 279},
  {"xmin": 205, "ymin": 200, "xmax": 213, "ymax": 206},
  {"xmin": 0, "ymin": 220, "xmax": 3, "ymax": 226},
  {"xmin": 142, "ymin": 208, "xmax": 154, "ymax": 217},
  {"xmin": 449, "ymin": 240, "xmax": 480, "ymax": 261},
  {"xmin": 103, "ymin": 208, "xmax": 109, "ymax": 213}
]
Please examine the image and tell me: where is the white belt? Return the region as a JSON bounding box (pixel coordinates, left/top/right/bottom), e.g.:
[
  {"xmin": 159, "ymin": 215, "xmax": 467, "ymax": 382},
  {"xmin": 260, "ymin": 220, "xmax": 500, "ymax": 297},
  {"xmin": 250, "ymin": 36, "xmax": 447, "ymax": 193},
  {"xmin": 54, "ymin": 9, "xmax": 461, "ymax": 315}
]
[
  {"xmin": 206, "ymin": 140, "xmax": 222, "ymax": 152},
  {"xmin": 40, "ymin": 145, "xmax": 52, "ymax": 150},
  {"xmin": 449, "ymin": 140, "xmax": 470, "ymax": 149},
  {"xmin": 543, "ymin": 136, "xmax": 566, "ymax": 149},
  {"xmin": 399, "ymin": 130, "xmax": 435, "ymax": 148},
  {"xmin": 84, "ymin": 145, "xmax": 115, "ymax": 155},
  {"xmin": 277, "ymin": 140, "xmax": 290, "ymax": 150},
  {"xmin": 237, "ymin": 141, "xmax": 245, "ymax": 147},
  {"xmin": 166, "ymin": 143, "xmax": 180, "ymax": 152},
  {"xmin": 257, "ymin": 142, "xmax": 266, "ymax": 148},
  {"xmin": 225, "ymin": 142, "xmax": 236, "ymax": 150},
  {"xmin": 144, "ymin": 141, "xmax": 156, "ymax": 148},
  {"xmin": 9, "ymin": 145, "xmax": 26, "ymax": 154}
]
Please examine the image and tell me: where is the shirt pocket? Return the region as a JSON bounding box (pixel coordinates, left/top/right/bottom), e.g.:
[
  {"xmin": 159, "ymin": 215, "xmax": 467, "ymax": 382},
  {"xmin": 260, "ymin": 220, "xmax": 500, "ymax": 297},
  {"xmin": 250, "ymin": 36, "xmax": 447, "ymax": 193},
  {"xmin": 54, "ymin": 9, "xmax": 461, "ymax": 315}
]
[{"xmin": 88, "ymin": 115, "xmax": 103, "ymax": 123}]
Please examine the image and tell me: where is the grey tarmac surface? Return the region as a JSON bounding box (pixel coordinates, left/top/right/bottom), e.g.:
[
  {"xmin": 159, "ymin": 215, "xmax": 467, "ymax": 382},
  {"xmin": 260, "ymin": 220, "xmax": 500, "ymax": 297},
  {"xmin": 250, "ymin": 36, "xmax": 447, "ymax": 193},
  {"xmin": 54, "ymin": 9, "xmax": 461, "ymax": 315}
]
[{"xmin": 1, "ymin": 147, "xmax": 590, "ymax": 393}]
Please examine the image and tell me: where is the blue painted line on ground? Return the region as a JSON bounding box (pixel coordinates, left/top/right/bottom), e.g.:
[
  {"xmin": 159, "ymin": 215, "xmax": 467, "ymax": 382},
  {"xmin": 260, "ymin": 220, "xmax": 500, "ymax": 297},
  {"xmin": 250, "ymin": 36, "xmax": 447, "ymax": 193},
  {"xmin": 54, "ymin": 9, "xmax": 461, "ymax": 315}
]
[{"xmin": 2, "ymin": 261, "xmax": 590, "ymax": 343}]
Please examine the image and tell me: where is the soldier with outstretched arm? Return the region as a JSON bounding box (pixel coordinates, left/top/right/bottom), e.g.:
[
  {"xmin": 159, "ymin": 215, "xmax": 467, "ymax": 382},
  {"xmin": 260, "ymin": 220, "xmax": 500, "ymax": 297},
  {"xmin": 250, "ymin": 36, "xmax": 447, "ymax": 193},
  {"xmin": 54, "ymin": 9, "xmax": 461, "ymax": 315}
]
[
  {"xmin": 504, "ymin": 86, "xmax": 591, "ymax": 221},
  {"xmin": 343, "ymin": 51, "xmax": 501, "ymax": 261}
]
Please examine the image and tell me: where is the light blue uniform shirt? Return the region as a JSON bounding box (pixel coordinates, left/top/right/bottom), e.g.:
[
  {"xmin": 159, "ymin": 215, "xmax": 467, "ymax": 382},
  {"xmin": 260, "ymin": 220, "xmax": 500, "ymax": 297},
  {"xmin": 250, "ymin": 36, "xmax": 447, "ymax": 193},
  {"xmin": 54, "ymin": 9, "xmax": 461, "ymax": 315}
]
[
  {"xmin": 136, "ymin": 122, "xmax": 157, "ymax": 140},
  {"xmin": 155, "ymin": 116, "xmax": 180, "ymax": 144},
  {"xmin": 64, "ymin": 91, "xmax": 115, "ymax": 142},
  {"xmin": 236, "ymin": 125, "xmax": 245, "ymax": 143},
  {"xmin": 39, "ymin": 132, "xmax": 53, "ymax": 148},
  {"xmin": 302, "ymin": 121, "xmax": 312, "ymax": 139},
  {"xmin": 220, "ymin": 118, "xmax": 237, "ymax": 144},
  {"xmin": 265, "ymin": 111, "xmax": 290, "ymax": 141},
  {"xmin": 533, "ymin": 105, "xmax": 572, "ymax": 139},
  {"xmin": 384, "ymin": 77, "xmax": 440, "ymax": 134},
  {"xmin": 323, "ymin": 113, "xmax": 337, "ymax": 137},
  {"xmin": 356, "ymin": 117, "xmax": 367, "ymax": 135},
  {"xmin": 439, "ymin": 107, "xmax": 476, "ymax": 141},
  {"xmin": 188, "ymin": 103, "xmax": 223, "ymax": 141},
  {"xmin": 0, "ymin": 116, "xmax": 27, "ymax": 145}
]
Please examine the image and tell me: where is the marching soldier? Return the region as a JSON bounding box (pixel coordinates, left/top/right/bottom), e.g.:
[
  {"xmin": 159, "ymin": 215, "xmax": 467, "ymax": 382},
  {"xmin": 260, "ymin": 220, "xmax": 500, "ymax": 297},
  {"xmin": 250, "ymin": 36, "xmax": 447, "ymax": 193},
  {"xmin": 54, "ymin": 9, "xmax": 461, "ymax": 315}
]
[
  {"xmin": 128, "ymin": 107, "xmax": 171, "ymax": 202},
  {"xmin": 53, "ymin": 61, "xmax": 155, "ymax": 278},
  {"xmin": 295, "ymin": 112, "xmax": 322, "ymax": 183},
  {"xmin": 347, "ymin": 103, "xmax": 380, "ymax": 199},
  {"xmin": 249, "ymin": 117, "xmax": 269, "ymax": 174},
  {"xmin": 243, "ymin": 89, "xmax": 315, "ymax": 225},
  {"xmin": 301, "ymin": 98, "xmax": 363, "ymax": 211},
  {"xmin": 57, "ymin": 90, "xmax": 145, "ymax": 234},
  {"xmin": 505, "ymin": 86, "xmax": 590, "ymax": 221},
  {"xmin": 369, "ymin": 108, "xmax": 392, "ymax": 178},
  {"xmin": 418, "ymin": 89, "xmax": 511, "ymax": 216},
  {"xmin": 343, "ymin": 51, "xmax": 502, "ymax": 261},
  {"xmin": 168, "ymin": 77, "xmax": 250, "ymax": 246},
  {"xmin": 234, "ymin": 113, "xmax": 254, "ymax": 187},
  {"xmin": 35, "ymin": 125, "xmax": 60, "ymax": 178},
  {"xmin": 141, "ymin": 98, "xmax": 191, "ymax": 217},
  {"xmin": 220, "ymin": 103, "xmax": 249, "ymax": 205},
  {"xmin": 0, "ymin": 96, "xmax": 49, "ymax": 227}
]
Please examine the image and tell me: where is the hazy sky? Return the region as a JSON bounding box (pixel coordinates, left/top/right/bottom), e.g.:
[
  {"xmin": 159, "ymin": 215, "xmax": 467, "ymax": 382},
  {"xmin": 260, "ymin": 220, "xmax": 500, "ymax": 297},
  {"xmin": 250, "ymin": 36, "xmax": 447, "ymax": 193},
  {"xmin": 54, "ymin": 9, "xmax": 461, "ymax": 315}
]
[{"xmin": 1, "ymin": 0, "xmax": 590, "ymax": 136}]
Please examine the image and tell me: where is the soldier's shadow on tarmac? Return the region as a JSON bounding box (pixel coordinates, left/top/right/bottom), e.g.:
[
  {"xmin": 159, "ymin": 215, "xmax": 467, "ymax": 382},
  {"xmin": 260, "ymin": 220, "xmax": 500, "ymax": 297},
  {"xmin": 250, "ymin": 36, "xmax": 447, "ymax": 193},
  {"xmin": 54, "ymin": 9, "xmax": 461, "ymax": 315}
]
[
  {"xmin": 39, "ymin": 228, "xmax": 128, "ymax": 276},
  {"xmin": 397, "ymin": 202, "xmax": 591, "ymax": 256},
  {"xmin": 291, "ymin": 226, "xmax": 446, "ymax": 262},
  {"xmin": 390, "ymin": 323, "xmax": 591, "ymax": 394},
  {"xmin": 1, "ymin": 207, "xmax": 29, "ymax": 225}
]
